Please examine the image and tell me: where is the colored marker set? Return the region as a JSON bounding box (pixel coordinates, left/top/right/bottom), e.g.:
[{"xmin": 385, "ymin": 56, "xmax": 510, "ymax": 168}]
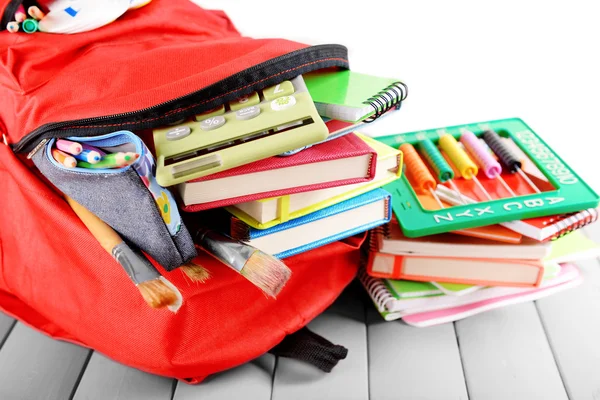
[
  {"xmin": 6, "ymin": 5, "xmax": 45, "ymax": 33},
  {"xmin": 375, "ymin": 118, "xmax": 600, "ymax": 238},
  {"xmin": 51, "ymin": 138, "xmax": 139, "ymax": 169}
]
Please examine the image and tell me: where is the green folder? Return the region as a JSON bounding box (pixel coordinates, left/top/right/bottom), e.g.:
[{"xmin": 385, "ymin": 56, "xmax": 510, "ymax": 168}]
[{"xmin": 303, "ymin": 70, "xmax": 405, "ymax": 122}]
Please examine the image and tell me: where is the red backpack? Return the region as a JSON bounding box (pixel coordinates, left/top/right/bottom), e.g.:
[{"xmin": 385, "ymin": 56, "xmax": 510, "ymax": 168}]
[{"xmin": 0, "ymin": 0, "xmax": 366, "ymax": 383}]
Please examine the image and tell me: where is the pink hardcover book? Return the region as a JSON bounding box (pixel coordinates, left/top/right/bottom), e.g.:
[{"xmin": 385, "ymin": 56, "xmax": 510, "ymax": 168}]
[
  {"xmin": 179, "ymin": 132, "xmax": 378, "ymax": 211},
  {"xmin": 402, "ymin": 264, "xmax": 582, "ymax": 327}
]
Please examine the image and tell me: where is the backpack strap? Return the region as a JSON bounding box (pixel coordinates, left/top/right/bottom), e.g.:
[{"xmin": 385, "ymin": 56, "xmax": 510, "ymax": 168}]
[{"xmin": 269, "ymin": 327, "xmax": 348, "ymax": 372}]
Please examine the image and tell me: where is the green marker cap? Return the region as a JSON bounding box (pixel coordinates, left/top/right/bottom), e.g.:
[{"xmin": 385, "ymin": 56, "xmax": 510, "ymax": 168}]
[{"xmin": 22, "ymin": 19, "xmax": 38, "ymax": 34}]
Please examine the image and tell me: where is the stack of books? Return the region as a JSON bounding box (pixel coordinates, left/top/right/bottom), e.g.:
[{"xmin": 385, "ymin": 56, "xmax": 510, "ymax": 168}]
[
  {"xmin": 179, "ymin": 131, "xmax": 401, "ymax": 258},
  {"xmin": 354, "ymin": 118, "xmax": 600, "ymax": 327},
  {"xmin": 359, "ymin": 217, "xmax": 600, "ymax": 326},
  {"xmin": 172, "ymin": 69, "xmax": 406, "ymax": 263}
]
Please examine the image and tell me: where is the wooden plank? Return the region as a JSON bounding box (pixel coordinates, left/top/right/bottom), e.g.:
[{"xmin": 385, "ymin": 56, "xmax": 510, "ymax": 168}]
[
  {"xmin": 456, "ymin": 302, "xmax": 568, "ymax": 400},
  {"xmin": 536, "ymin": 257, "xmax": 600, "ymax": 400},
  {"xmin": 0, "ymin": 322, "xmax": 91, "ymax": 400},
  {"xmin": 367, "ymin": 308, "xmax": 468, "ymax": 400},
  {"xmin": 271, "ymin": 281, "xmax": 369, "ymax": 400},
  {"xmin": 173, "ymin": 354, "xmax": 275, "ymax": 400},
  {"xmin": 0, "ymin": 312, "xmax": 15, "ymax": 347},
  {"xmin": 73, "ymin": 352, "xmax": 174, "ymax": 400}
]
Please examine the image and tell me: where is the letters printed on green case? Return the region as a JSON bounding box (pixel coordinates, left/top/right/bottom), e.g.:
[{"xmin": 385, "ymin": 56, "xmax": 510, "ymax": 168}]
[{"xmin": 375, "ymin": 118, "xmax": 600, "ymax": 237}]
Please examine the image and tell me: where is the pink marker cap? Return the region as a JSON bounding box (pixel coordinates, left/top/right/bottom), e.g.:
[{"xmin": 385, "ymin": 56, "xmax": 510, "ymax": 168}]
[{"xmin": 460, "ymin": 129, "xmax": 502, "ymax": 179}]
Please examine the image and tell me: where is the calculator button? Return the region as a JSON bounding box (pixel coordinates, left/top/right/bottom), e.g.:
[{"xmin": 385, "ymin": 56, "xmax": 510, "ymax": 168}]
[
  {"xmin": 165, "ymin": 126, "xmax": 191, "ymax": 141},
  {"xmin": 236, "ymin": 106, "xmax": 261, "ymax": 120},
  {"xmin": 194, "ymin": 104, "xmax": 225, "ymax": 121},
  {"xmin": 229, "ymin": 92, "xmax": 260, "ymax": 111},
  {"xmin": 200, "ymin": 116, "xmax": 226, "ymax": 131},
  {"xmin": 262, "ymin": 81, "xmax": 294, "ymax": 101},
  {"xmin": 270, "ymin": 95, "xmax": 296, "ymax": 111}
]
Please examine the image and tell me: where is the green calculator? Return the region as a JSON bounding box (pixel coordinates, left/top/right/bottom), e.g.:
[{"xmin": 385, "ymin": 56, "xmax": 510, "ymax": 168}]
[{"xmin": 153, "ymin": 75, "xmax": 328, "ymax": 187}]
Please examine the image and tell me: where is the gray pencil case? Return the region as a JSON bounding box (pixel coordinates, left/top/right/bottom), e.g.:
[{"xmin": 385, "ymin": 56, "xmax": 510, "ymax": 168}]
[{"xmin": 32, "ymin": 130, "xmax": 197, "ymax": 271}]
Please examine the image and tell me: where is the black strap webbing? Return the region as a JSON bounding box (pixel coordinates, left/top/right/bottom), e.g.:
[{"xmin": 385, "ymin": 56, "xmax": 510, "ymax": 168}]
[{"xmin": 269, "ymin": 327, "xmax": 348, "ymax": 372}]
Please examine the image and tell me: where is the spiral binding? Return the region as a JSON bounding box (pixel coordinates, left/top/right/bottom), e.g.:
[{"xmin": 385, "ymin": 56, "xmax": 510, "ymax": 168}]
[
  {"xmin": 358, "ymin": 267, "xmax": 395, "ymax": 312},
  {"xmin": 362, "ymin": 81, "xmax": 408, "ymax": 123},
  {"xmin": 368, "ymin": 223, "xmax": 391, "ymax": 252},
  {"xmin": 551, "ymin": 208, "xmax": 599, "ymax": 240}
]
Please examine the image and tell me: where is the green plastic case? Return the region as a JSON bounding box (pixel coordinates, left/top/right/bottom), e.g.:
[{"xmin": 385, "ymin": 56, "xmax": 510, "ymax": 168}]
[{"xmin": 375, "ymin": 118, "xmax": 600, "ymax": 237}]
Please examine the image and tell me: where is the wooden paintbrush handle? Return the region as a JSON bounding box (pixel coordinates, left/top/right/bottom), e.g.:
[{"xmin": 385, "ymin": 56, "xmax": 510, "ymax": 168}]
[{"xmin": 64, "ymin": 195, "xmax": 123, "ymax": 253}]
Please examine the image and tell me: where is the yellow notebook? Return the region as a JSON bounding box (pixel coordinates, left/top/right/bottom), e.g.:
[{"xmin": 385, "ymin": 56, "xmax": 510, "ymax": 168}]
[{"xmin": 226, "ymin": 133, "xmax": 402, "ymax": 229}]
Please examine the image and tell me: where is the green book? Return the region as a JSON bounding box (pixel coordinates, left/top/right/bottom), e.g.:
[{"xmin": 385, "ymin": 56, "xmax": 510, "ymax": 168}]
[
  {"xmin": 303, "ymin": 70, "xmax": 405, "ymax": 122},
  {"xmin": 383, "ymin": 279, "xmax": 442, "ymax": 299},
  {"xmin": 432, "ymin": 282, "xmax": 483, "ymax": 297}
]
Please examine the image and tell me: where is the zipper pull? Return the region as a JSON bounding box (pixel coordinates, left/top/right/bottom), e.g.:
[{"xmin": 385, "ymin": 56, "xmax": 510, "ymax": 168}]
[
  {"xmin": 2, "ymin": 133, "xmax": 8, "ymax": 147},
  {"xmin": 27, "ymin": 138, "xmax": 49, "ymax": 159}
]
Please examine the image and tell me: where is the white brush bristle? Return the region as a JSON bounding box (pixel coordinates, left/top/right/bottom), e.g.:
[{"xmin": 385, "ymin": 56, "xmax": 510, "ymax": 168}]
[{"xmin": 241, "ymin": 250, "xmax": 291, "ymax": 298}]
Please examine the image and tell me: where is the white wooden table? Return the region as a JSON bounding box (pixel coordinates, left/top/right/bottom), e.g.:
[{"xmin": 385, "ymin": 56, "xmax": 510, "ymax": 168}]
[{"xmin": 1, "ymin": 223, "xmax": 599, "ymax": 400}]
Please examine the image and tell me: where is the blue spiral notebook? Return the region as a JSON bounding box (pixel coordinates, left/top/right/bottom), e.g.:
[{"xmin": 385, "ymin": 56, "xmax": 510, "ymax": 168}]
[{"xmin": 229, "ymin": 188, "xmax": 392, "ymax": 258}]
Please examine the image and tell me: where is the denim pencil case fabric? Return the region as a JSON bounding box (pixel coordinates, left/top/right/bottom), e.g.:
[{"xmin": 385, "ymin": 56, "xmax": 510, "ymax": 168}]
[{"xmin": 32, "ymin": 130, "xmax": 197, "ymax": 271}]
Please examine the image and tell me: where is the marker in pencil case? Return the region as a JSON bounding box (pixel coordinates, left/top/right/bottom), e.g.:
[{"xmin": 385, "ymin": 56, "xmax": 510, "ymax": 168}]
[
  {"xmin": 81, "ymin": 143, "xmax": 107, "ymax": 156},
  {"xmin": 28, "ymin": 6, "xmax": 45, "ymax": 20},
  {"xmin": 6, "ymin": 21, "xmax": 19, "ymax": 32},
  {"xmin": 78, "ymin": 152, "xmax": 140, "ymax": 169},
  {"xmin": 103, "ymin": 152, "xmax": 139, "ymax": 166},
  {"xmin": 75, "ymin": 148, "xmax": 102, "ymax": 164},
  {"xmin": 15, "ymin": 4, "xmax": 26, "ymax": 22},
  {"xmin": 22, "ymin": 18, "xmax": 38, "ymax": 33},
  {"xmin": 56, "ymin": 139, "xmax": 83, "ymax": 156},
  {"xmin": 52, "ymin": 148, "xmax": 77, "ymax": 168}
]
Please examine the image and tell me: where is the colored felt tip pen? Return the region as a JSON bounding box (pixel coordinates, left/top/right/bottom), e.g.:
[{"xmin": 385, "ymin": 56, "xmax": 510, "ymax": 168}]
[
  {"xmin": 52, "ymin": 148, "xmax": 77, "ymax": 168},
  {"xmin": 15, "ymin": 5, "xmax": 26, "ymax": 22},
  {"xmin": 6, "ymin": 21, "xmax": 19, "ymax": 33},
  {"xmin": 75, "ymin": 149, "xmax": 102, "ymax": 164},
  {"xmin": 103, "ymin": 152, "xmax": 140, "ymax": 166},
  {"xmin": 28, "ymin": 6, "xmax": 45, "ymax": 20},
  {"xmin": 56, "ymin": 139, "xmax": 83, "ymax": 155},
  {"xmin": 77, "ymin": 153, "xmax": 138, "ymax": 169},
  {"xmin": 81, "ymin": 143, "xmax": 107, "ymax": 156},
  {"xmin": 21, "ymin": 18, "xmax": 38, "ymax": 33}
]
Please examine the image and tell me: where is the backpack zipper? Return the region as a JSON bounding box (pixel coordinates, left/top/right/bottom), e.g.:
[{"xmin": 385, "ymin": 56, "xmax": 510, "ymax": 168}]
[{"xmin": 14, "ymin": 44, "xmax": 350, "ymax": 155}]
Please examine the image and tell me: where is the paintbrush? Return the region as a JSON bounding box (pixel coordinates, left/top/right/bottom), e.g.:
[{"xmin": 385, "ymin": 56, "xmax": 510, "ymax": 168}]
[
  {"xmin": 65, "ymin": 195, "xmax": 182, "ymax": 311},
  {"xmin": 195, "ymin": 228, "xmax": 291, "ymax": 298},
  {"xmin": 180, "ymin": 261, "xmax": 211, "ymax": 283}
]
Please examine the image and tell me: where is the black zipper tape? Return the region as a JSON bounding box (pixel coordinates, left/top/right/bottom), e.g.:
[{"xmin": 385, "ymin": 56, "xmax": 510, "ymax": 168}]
[
  {"xmin": 12, "ymin": 44, "xmax": 350, "ymax": 154},
  {"xmin": 1, "ymin": 0, "xmax": 38, "ymax": 30}
]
